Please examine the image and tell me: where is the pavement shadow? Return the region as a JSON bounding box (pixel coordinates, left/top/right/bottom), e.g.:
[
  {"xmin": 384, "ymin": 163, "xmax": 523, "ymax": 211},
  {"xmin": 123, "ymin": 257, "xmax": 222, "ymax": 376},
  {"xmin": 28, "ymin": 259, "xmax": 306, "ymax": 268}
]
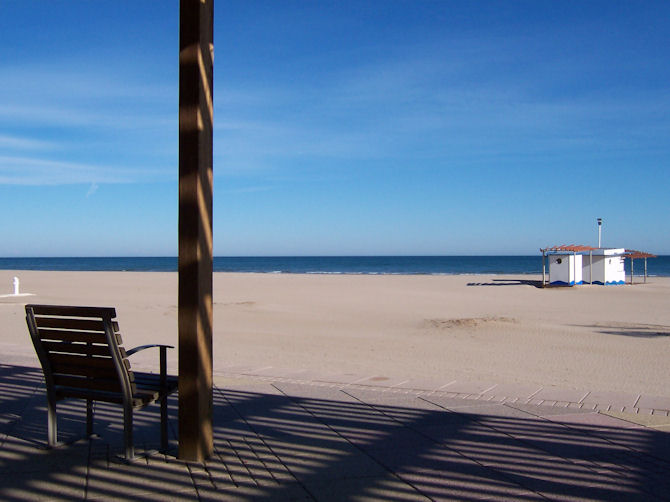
[{"xmin": 2, "ymin": 363, "xmax": 670, "ymax": 500}]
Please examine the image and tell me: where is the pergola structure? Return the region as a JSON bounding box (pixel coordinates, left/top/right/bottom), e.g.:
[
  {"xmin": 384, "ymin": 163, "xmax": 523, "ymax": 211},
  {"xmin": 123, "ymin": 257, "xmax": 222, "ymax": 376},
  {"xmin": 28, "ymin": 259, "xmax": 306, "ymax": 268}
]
[
  {"xmin": 178, "ymin": 0, "xmax": 214, "ymax": 462},
  {"xmin": 539, "ymin": 245, "xmax": 598, "ymax": 286},
  {"xmin": 540, "ymin": 245, "xmax": 657, "ymax": 287},
  {"xmin": 625, "ymin": 250, "xmax": 657, "ymax": 284}
]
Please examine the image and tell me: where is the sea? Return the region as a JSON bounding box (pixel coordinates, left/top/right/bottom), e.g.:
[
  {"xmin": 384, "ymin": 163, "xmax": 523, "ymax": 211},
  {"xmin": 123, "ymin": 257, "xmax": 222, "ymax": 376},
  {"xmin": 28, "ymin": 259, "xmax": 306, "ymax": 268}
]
[{"xmin": 1, "ymin": 256, "xmax": 669, "ymax": 276}]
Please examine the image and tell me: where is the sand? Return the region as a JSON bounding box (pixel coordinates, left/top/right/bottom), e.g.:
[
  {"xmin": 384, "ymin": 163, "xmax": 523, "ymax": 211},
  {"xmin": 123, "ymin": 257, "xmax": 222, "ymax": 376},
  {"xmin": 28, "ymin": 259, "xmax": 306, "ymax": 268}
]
[{"xmin": 1, "ymin": 270, "xmax": 669, "ymax": 397}]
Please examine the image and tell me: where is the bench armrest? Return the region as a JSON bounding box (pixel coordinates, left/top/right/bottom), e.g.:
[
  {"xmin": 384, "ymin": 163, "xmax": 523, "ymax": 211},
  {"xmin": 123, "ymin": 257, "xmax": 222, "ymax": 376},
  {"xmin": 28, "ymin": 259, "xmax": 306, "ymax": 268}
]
[
  {"xmin": 126, "ymin": 344, "xmax": 174, "ymax": 391},
  {"xmin": 126, "ymin": 344, "xmax": 174, "ymax": 357}
]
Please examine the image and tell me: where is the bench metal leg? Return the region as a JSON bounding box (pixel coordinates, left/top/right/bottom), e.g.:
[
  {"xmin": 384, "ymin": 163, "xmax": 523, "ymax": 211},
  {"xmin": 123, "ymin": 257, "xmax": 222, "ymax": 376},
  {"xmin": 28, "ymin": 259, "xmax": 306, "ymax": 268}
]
[
  {"xmin": 124, "ymin": 404, "xmax": 134, "ymax": 460},
  {"xmin": 160, "ymin": 345, "xmax": 168, "ymax": 453},
  {"xmin": 47, "ymin": 397, "xmax": 57, "ymax": 448},
  {"xmin": 86, "ymin": 399, "xmax": 94, "ymax": 436},
  {"xmin": 160, "ymin": 396, "xmax": 168, "ymax": 453}
]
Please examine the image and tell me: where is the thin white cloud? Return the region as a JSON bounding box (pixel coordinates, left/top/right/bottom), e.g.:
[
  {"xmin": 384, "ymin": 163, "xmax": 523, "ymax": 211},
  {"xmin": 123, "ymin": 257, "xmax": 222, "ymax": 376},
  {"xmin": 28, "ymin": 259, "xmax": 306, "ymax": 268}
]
[
  {"xmin": 220, "ymin": 185, "xmax": 274, "ymax": 194},
  {"xmin": 0, "ymin": 60, "xmax": 177, "ymax": 186},
  {"xmin": 214, "ymin": 43, "xmax": 670, "ymax": 174},
  {"xmin": 0, "ymin": 134, "xmax": 55, "ymax": 151},
  {"xmin": 85, "ymin": 182, "xmax": 99, "ymax": 198},
  {"xmin": 0, "ymin": 104, "xmax": 174, "ymax": 131},
  {"xmin": 0, "ymin": 63, "xmax": 174, "ymax": 102},
  {"xmin": 0, "ymin": 62, "xmax": 175, "ymax": 132},
  {"xmin": 0, "ymin": 155, "xmax": 166, "ymax": 185}
]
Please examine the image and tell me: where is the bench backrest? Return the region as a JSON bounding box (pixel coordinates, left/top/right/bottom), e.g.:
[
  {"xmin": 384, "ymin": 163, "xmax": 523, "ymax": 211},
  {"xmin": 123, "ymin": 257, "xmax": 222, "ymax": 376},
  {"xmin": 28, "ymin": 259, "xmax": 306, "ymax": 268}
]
[{"xmin": 25, "ymin": 305, "xmax": 135, "ymax": 401}]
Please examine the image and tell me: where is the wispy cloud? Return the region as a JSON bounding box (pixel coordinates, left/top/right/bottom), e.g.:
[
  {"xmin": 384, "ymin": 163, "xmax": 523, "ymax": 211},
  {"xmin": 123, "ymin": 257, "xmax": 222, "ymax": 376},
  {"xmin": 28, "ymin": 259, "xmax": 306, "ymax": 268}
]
[
  {"xmin": 0, "ymin": 63, "xmax": 174, "ymax": 132},
  {"xmin": 0, "ymin": 63, "xmax": 174, "ymax": 102},
  {"xmin": 215, "ymin": 38, "xmax": 670, "ymax": 175},
  {"xmin": 85, "ymin": 182, "xmax": 99, "ymax": 198},
  {"xmin": 0, "ymin": 134, "xmax": 56, "ymax": 151},
  {"xmin": 220, "ymin": 185, "xmax": 274, "ymax": 194},
  {"xmin": 0, "ymin": 155, "xmax": 165, "ymax": 185},
  {"xmin": 3, "ymin": 31, "xmax": 667, "ymax": 187},
  {"xmin": 0, "ymin": 61, "xmax": 176, "ymax": 185},
  {"xmin": 0, "ymin": 104, "xmax": 174, "ymax": 131}
]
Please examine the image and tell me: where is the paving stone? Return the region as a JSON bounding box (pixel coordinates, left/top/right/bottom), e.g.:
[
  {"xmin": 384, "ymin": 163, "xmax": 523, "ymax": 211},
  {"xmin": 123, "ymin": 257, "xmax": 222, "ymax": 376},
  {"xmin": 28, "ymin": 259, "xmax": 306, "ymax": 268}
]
[
  {"xmin": 580, "ymin": 389, "xmax": 640, "ymax": 409},
  {"xmin": 635, "ymin": 394, "xmax": 670, "ymax": 412},
  {"xmin": 532, "ymin": 387, "xmax": 588, "ymax": 403},
  {"xmin": 349, "ymin": 376, "xmax": 411, "ymax": 389},
  {"xmin": 422, "ymin": 394, "xmax": 509, "ymax": 413},
  {"xmin": 268, "ymin": 368, "xmax": 326, "ymax": 381},
  {"xmin": 212, "ymin": 375, "xmax": 271, "ymax": 390},
  {"xmin": 3, "ymin": 365, "xmax": 670, "ymax": 501},
  {"xmin": 86, "ymin": 455, "xmax": 197, "ymax": 501},
  {"xmin": 0, "ymin": 435, "xmax": 88, "ymax": 501},
  {"xmin": 272, "ymin": 380, "xmax": 355, "ymax": 401},
  {"xmin": 477, "ymin": 383, "xmax": 544, "ymax": 401},
  {"xmin": 443, "ymin": 380, "xmax": 500, "ymax": 395},
  {"xmin": 391, "ymin": 377, "xmax": 451, "ymax": 392},
  {"xmin": 544, "ymin": 411, "xmax": 646, "ymax": 429},
  {"xmin": 314, "ymin": 372, "xmax": 370, "ymax": 385},
  {"xmin": 394, "ymin": 470, "xmax": 546, "ymax": 501},
  {"xmin": 215, "ymin": 364, "xmax": 255, "ymax": 374},
  {"xmin": 303, "ymin": 475, "xmax": 430, "ymax": 502},
  {"xmin": 505, "ymin": 402, "xmax": 593, "ymax": 417}
]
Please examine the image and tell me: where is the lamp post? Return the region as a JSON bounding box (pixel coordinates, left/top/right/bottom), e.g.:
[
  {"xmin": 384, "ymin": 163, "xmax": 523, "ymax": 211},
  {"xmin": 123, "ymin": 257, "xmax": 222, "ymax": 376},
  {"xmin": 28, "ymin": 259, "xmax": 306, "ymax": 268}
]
[{"xmin": 597, "ymin": 218, "xmax": 602, "ymax": 248}]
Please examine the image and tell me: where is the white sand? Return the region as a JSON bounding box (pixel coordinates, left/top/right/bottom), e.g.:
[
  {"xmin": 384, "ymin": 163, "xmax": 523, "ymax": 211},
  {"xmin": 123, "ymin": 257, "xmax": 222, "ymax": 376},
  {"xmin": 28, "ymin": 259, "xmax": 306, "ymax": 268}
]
[{"xmin": 1, "ymin": 270, "xmax": 669, "ymax": 396}]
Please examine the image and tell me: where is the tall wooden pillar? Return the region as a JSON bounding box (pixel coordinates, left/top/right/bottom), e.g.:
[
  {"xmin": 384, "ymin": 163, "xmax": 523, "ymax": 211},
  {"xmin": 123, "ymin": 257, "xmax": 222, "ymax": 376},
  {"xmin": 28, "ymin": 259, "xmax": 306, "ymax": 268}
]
[{"xmin": 178, "ymin": 0, "xmax": 213, "ymax": 462}]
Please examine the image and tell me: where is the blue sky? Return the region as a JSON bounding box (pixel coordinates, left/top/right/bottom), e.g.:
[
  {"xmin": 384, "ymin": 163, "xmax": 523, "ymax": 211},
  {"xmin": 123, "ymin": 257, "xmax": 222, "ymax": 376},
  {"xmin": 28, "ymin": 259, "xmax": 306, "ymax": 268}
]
[{"xmin": 1, "ymin": 1, "xmax": 668, "ymax": 256}]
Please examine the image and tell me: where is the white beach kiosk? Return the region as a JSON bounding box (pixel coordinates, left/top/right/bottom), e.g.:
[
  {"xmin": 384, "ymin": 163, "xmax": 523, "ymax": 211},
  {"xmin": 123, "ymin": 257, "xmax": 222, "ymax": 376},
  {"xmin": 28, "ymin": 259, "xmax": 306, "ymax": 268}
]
[
  {"xmin": 587, "ymin": 248, "xmax": 626, "ymax": 285},
  {"xmin": 540, "ymin": 245, "xmax": 655, "ymax": 286}
]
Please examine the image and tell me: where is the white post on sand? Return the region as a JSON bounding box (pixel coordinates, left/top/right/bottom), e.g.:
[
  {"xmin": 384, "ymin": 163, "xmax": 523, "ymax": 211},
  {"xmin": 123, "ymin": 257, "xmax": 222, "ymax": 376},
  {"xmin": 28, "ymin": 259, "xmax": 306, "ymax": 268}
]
[{"xmin": 13, "ymin": 277, "xmax": 20, "ymax": 296}]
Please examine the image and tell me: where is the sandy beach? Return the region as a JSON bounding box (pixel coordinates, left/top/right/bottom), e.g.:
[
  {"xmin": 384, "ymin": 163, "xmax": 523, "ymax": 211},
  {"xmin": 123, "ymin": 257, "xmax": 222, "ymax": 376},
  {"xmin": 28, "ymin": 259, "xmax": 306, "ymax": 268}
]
[{"xmin": 1, "ymin": 270, "xmax": 669, "ymax": 397}]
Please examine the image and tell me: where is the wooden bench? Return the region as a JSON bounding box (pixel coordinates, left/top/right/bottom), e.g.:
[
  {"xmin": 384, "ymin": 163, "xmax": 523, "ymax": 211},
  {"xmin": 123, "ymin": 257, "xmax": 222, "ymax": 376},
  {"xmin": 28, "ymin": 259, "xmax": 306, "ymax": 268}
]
[{"xmin": 25, "ymin": 304, "xmax": 178, "ymax": 460}]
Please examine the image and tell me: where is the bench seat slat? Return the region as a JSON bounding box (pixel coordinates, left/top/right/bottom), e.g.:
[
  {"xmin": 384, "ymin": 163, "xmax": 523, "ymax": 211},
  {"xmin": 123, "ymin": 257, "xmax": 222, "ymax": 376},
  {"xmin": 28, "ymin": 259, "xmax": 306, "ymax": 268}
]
[
  {"xmin": 49, "ymin": 353, "xmax": 122, "ymax": 369},
  {"xmin": 134, "ymin": 372, "xmax": 178, "ymax": 389},
  {"xmin": 34, "ymin": 317, "xmax": 111, "ymax": 332},
  {"xmin": 55, "ymin": 387, "xmax": 125, "ymax": 404},
  {"xmin": 53, "ymin": 367, "xmax": 135, "ymax": 382},
  {"xmin": 30, "ymin": 305, "xmax": 116, "ymax": 318},
  {"xmin": 52, "ymin": 364, "xmax": 119, "ymax": 379},
  {"xmin": 55, "ymin": 387, "xmax": 173, "ymax": 407},
  {"xmin": 43, "ymin": 341, "xmax": 126, "ymax": 358},
  {"xmin": 53, "ymin": 374, "xmax": 129, "ymax": 393},
  {"xmin": 38, "ymin": 328, "xmax": 122, "ymax": 344}
]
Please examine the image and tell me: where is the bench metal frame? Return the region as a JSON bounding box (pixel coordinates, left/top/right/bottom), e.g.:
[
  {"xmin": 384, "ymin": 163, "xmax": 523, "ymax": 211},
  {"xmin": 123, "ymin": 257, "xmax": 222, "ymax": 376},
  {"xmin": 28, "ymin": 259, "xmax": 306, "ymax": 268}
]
[{"xmin": 25, "ymin": 304, "xmax": 177, "ymax": 460}]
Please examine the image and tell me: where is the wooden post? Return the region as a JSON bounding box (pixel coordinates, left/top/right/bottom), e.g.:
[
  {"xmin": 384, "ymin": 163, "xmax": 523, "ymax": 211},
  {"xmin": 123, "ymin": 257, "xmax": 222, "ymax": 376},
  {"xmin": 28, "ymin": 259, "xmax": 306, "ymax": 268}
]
[
  {"xmin": 541, "ymin": 250, "xmax": 546, "ymax": 287},
  {"xmin": 178, "ymin": 0, "xmax": 214, "ymax": 462},
  {"xmin": 644, "ymin": 257, "xmax": 648, "ymax": 283}
]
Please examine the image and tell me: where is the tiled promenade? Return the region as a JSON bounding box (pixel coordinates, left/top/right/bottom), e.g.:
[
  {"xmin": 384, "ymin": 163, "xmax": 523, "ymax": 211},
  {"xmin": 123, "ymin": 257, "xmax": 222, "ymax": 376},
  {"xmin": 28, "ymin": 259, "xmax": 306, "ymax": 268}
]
[{"xmin": 2, "ymin": 363, "xmax": 670, "ymax": 501}]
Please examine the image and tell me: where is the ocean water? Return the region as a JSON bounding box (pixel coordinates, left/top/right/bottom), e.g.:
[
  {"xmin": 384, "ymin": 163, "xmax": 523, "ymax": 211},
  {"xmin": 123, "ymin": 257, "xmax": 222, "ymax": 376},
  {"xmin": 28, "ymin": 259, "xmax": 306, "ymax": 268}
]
[{"xmin": 1, "ymin": 256, "xmax": 669, "ymax": 276}]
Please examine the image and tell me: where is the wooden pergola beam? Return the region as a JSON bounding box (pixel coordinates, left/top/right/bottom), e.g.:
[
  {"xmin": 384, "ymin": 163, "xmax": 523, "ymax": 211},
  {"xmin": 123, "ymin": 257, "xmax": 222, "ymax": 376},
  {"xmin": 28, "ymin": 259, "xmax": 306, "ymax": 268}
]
[{"xmin": 178, "ymin": 0, "xmax": 214, "ymax": 462}]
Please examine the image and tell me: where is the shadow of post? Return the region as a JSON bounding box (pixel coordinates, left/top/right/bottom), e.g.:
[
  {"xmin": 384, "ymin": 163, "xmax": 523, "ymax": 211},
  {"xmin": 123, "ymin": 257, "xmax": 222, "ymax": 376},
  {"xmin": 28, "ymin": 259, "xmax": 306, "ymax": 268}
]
[{"xmin": 2, "ymin": 364, "xmax": 670, "ymax": 500}]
